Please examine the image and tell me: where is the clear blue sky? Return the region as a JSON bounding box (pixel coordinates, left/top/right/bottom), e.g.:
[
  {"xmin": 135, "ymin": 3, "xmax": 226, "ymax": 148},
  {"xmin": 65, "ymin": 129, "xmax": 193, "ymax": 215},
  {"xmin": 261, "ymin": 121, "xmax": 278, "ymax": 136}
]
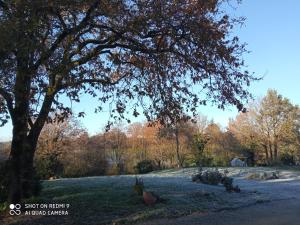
[{"xmin": 0, "ymin": 0, "xmax": 299, "ymax": 141}]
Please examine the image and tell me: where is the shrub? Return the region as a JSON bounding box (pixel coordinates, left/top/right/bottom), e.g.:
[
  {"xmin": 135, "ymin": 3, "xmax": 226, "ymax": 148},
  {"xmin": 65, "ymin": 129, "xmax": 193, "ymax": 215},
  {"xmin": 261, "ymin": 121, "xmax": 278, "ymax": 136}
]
[
  {"xmin": 192, "ymin": 168, "xmax": 240, "ymax": 192},
  {"xmin": 200, "ymin": 156, "xmax": 214, "ymax": 167},
  {"xmin": 106, "ymin": 164, "xmax": 122, "ymax": 176},
  {"xmin": 280, "ymin": 153, "xmax": 295, "ymax": 166},
  {"xmin": 212, "ymin": 156, "xmax": 230, "ymax": 167},
  {"xmin": 63, "ymin": 155, "xmax": 107, "ymax": 177},
  {"xmin": 135, "ymin": 160, "xmax": 154, "ymax": 174},
  {"xmin": 192, "ymin": 169, "xmax": 223, "ymax": 185},
  {"xmin": 35, "ymin": 154, "xmax": 64, "ymax": 179},
  {"xmin": 221, "ymin": 176, "xmax": 240, "ymax": 192},
  {"xmin": 63, "ymin": 166, "xmax": 86, "ymax": 178}
]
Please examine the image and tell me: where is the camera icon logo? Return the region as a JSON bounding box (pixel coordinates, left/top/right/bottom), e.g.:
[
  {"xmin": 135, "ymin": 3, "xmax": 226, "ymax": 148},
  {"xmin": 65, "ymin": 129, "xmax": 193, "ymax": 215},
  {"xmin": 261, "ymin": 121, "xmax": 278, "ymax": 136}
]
[{"xmin": 9, "ymin": 204, "xmax": 21, "ymax": 216}]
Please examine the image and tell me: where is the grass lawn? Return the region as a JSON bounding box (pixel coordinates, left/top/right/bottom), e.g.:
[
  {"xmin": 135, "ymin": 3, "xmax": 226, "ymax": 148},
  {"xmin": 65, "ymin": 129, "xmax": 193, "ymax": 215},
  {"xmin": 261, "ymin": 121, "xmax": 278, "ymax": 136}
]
[
  {"xmin": 2, "ymin": 166, "xmax": 294, "ymax": 225},
  {"xmin": 41, "ymin": 178, "xmax": 183, "ymax": 225},
  {"xmin": 2, "ymin": 176, "xmax": 219, "ymax": 225}
]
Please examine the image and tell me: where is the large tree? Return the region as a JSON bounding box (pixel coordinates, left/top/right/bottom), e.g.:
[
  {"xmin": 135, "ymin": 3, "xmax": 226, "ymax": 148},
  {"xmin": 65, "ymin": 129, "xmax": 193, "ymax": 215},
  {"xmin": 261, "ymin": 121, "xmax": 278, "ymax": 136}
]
[
  {"xmin": 0, "ymin": 0, "xmax": 256, "ymax": 203},
  {"xmin": 255, "ymin": 90, "xmax": 300, "ymax": 162},
  {"xmin": 103, "ymin": 127, "xmax": 128, "ymax": 173},
  {"xmin": 229, "ymin": 90, "xmax": 300, "ymax": 164},
  {"xmin": 158, "ymin": 116, "xmax": 195, "ymax": 168},
  {"xmin": 36, "ymin": 118, "xmax": 85, "ymax": 158}
]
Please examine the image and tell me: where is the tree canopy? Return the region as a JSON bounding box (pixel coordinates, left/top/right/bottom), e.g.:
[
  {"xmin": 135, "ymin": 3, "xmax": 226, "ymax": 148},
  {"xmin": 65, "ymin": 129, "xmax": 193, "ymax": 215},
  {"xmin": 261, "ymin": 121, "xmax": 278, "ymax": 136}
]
[
  {"xmin": 0, "ymin": 0, "xmax": 257, "ymax": 203},
  {"xmin": 0, "ymin": 0, "xmax": 255, "ymax": 128},
  {"xmin": 229, "ymin": 89, "xmax": 300, "ymax": 164}
]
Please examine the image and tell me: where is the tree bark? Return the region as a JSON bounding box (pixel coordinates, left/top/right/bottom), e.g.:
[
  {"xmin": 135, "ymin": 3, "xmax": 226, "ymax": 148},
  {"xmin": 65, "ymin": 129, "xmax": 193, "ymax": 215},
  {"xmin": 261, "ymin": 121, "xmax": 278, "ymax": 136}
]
[
  {"xmin": 8, "ymin": 139, "xmax": 23, "ymax": 204},
  {"xmin": 8, "ymin": 67, "xmax": 55, "ymax": 203},
  {"xmin": 8, "ymin": 66, "xmax": 32, "ymax": 203},
  {"xmin": 262, "ymin": 144, "xmax": 269, "ymax": 164},
  {"xmin": 9, "ymin": 136, "xmax": 37, "ymax": 203},
  {"xmin": 21, "ymin": 141, "xmax": 36, "ymax": 198},
  {"xmin": 274, "ymin": 136, "xmax": 278, "ymax": 160},
  {"xmin": 268, "ymin": 141, "xmax": 273, "ymax": 161},
  {"xmin": 175, "ymin": 127, "xmax": 182, "ymax": 168}
]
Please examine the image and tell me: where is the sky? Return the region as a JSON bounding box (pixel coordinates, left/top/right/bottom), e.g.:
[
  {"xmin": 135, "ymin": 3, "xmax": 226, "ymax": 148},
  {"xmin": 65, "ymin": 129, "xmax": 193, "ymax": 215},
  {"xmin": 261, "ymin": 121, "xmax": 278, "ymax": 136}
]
[{"xmin": 0, "ymin": 0, "xmax": 300, "ymax": 141}]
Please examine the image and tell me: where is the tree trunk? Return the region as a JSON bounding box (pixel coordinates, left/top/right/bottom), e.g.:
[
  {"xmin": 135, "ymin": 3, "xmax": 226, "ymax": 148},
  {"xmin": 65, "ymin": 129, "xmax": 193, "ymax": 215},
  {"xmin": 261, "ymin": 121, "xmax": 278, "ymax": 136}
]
[
  {"xmin": 175, "ymin": 127, "xmax": 182, "ymax": 168},
  {"xmin": 8, "ymin": 76, "xmax": 54, "ymax": 203},
  {"xmin": 8, "ymin": 62, "xmax": 32, "ymax": 203},
  {"xmin": 9, "ymin": 139, "xmax": 38, "ymax": 203},
  {"xmin": 274, "ymin": 136, "xmax": 278, "ymax": 160},
  {"xmin": 7, "ymin": 48, "xmax": 55, "ymax": 203},
  {"xmin": 262, "ymin": 144, "xmax": 269, "ymax": 164},
  {"xmin": 268, "ymin": 141, "xmax": 273, "ymax": 161},
  {"xmin": 21, "ymin": 142, "xmax": 36, "ymax": 198},
  {"xmin": 8, "ymin": 141, "xmax": 23, "ymax": 204}
]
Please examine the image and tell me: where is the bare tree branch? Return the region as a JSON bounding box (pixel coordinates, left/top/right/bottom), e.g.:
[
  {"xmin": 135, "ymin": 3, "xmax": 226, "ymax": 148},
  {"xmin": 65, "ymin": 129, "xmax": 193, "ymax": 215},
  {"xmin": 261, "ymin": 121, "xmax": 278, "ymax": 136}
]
[
  {"xmin": 33, "ymin": 0, "xmax": 101, "ymax": 70},
  {"xmin": 57, "ymin": 75, "xmax": 127, "ymax": 91}
]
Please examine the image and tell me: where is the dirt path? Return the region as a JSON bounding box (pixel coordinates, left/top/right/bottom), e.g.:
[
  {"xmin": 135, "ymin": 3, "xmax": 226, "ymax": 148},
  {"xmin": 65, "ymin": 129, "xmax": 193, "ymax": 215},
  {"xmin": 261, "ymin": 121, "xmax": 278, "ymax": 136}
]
[{"xmin": 139, "ymin": 198, "xmax": 300, "ymax": 225}]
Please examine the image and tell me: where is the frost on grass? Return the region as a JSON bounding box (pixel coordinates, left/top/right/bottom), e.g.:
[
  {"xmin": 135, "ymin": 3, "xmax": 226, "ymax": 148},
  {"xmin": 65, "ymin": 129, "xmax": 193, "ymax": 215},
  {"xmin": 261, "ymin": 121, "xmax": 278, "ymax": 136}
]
[
  {"xmin": 3, "ymin": 167, "xmax": 300, "ymax": 225},
  {"xmin": 41, "ymin": 167, "xmax": 280, "ymax": 224}
]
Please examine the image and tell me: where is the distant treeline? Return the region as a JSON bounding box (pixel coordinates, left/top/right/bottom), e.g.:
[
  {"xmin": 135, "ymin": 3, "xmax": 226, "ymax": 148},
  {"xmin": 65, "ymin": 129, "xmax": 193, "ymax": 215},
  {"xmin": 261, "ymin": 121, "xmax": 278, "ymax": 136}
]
[{"xmin": 0, "ymin": 89, "xmax": 299, "ymax": 178}]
